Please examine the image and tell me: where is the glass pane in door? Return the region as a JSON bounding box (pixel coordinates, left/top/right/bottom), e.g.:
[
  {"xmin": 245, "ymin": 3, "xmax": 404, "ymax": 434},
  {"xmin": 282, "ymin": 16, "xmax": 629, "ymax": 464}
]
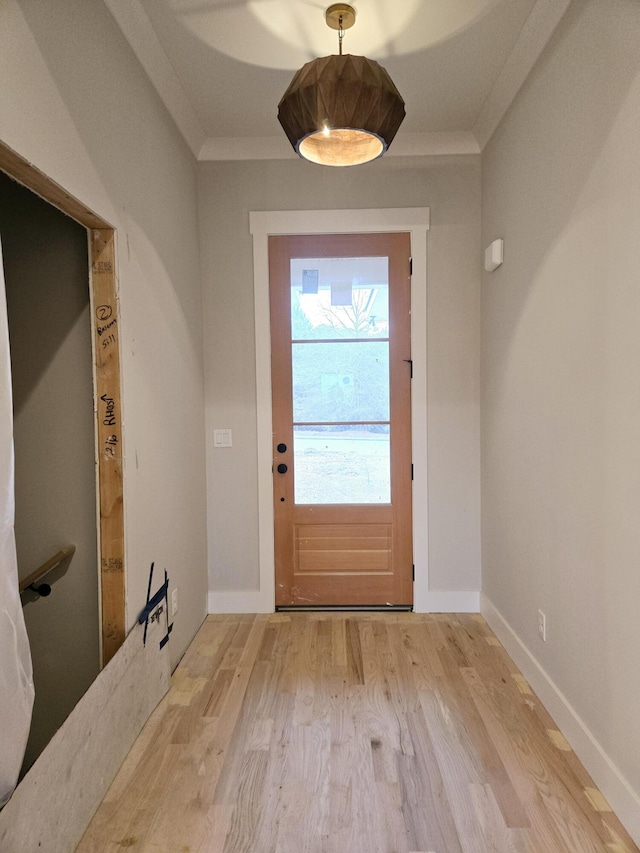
[
  {"xmin": 290, "ymin": 255, "xmax": 391, "ymax": 505},
  {"xmin": 291, "ymin": 256, "xmax": 389, "ymax": 340},
  {"xmin": 292, "ymin": 341, "xmax": 389, "ymax": 423},
  {"xmin": 294, "ymin": 425, "xmax": 391, "ymax": 504}
]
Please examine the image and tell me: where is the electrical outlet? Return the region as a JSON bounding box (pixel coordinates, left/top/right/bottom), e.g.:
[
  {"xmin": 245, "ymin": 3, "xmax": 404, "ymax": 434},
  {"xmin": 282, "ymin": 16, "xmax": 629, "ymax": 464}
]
[
  {"xmin": 537, "ymin": 609, "xmax": 546, "ymax": 642},
  {"xmin": 171, "ymin": 588, "xmax": 178, "ymax": 616}
]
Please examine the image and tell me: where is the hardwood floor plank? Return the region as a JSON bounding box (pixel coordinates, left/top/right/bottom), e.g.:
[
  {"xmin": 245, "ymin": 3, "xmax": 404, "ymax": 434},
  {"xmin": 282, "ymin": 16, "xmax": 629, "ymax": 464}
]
[
  {"xmin": 345, "ymin": 617, "xmax": 365, "ymax": 685},
  {"xmin": 422, "ymin": 642, "xmax": 530, "ymax": 830},
  {"xmin": 398, "ymin": 710, "xmax": 464, "ymax": 852},
  {"xmin": 460, "ymin": 665, "xmax": 621, "ymax": 852},
  {"xmin": 468, "ymin": 783, "xmax": 533, "ymax": 853},
  {"xmin": 419, "ymin": 685, "xmax": 500, "ymax": 852},
  {"xmin": 221, "ymin": 750, "xmax": 269, "ymax": 853},
  {"xmin": 76, "ymin": 614, "xmax": 639, "ymax": 853},
  {"xmin": 196, "ymin": 805, "xmax": 233, "ymax": 853}
]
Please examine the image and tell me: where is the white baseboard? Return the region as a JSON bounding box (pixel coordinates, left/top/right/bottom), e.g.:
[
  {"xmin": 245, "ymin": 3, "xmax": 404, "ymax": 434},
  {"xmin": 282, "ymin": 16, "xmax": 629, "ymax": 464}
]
[
  {"xmin": 418, "ymin": 590, "xmax": 480, "ymax": 613},
  {"xmin": 208, "ymin": 589, "xmax": 273, "ymax": 614},
  {"xmin": 481, "ymin": 593, "xmax": 640, "ymax": 847},
  {"xmin": 208, "ymin": 589, "xmax": 480, "ymax": 615}
]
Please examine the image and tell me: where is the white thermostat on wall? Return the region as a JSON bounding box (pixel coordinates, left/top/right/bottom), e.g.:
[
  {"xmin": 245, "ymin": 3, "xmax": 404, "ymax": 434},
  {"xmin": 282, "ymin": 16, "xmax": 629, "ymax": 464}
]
[{"xmin": 484, "ymin": 238, "xmax": 504, "ymax": 272}]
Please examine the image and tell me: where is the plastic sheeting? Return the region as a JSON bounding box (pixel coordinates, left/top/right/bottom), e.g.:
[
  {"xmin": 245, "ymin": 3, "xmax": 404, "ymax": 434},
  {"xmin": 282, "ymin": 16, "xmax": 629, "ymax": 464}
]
[{"xmin": 0, "ymin": 238, "xmax": 34, "ymax": 808}]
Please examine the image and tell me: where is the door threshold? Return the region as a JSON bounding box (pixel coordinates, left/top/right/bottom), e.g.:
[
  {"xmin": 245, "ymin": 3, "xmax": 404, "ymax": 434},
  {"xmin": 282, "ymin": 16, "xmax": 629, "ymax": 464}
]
[{"xmin": 276, "ymin": 605, "xmax": 413, "ymax": 612}]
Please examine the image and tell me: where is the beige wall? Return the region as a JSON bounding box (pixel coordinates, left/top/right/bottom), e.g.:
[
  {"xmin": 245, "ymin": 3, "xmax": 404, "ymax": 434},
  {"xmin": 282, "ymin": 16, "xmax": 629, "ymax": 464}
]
[
  {"xmin": 0, "ymin": 0, "xmax": 208, "ymax": 669},
  {"xmin": 481, "ymin": 0, "xmax": 640, "ymax": 829},
  {"xmin": 199, "ymin": 156, "xmax": 482, "ymax": 598}
]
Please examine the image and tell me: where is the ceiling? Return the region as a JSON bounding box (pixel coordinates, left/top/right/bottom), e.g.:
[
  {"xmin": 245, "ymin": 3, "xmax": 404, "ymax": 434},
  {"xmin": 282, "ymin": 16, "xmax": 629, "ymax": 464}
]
[{"xmin": 105, "ymin": 0, "xmax": 572, "ymax": 161}]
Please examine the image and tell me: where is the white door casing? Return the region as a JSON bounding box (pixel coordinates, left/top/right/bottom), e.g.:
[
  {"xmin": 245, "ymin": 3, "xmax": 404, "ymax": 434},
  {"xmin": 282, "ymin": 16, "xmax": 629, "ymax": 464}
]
[{"xmin": 207, "ymin": 208, "xmax": 430, "ymax": 613}]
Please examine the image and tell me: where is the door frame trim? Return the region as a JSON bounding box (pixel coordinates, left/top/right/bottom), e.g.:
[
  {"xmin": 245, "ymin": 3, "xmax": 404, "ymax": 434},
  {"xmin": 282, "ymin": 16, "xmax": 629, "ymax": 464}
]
[{"xmin": 245, "ymin": 208, "xmax": 430, "ymax": 613}]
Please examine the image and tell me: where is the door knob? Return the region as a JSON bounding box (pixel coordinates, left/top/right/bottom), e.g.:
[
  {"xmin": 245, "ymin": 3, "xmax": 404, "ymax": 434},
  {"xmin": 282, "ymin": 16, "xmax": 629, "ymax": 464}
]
[{"xmin": 277, "ymin": 463, "xmax": 288, "ymax": 474}]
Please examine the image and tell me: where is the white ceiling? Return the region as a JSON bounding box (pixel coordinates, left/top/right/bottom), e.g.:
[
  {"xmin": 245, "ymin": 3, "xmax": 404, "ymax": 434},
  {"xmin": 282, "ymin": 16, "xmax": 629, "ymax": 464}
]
[{"xmin": 105, "ymin": 0, "xmax": 572, "ymax": 161}]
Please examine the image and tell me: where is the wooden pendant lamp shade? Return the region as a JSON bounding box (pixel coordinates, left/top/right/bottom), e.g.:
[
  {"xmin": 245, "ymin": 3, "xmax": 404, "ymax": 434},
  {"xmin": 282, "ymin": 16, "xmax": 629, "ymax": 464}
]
[{"xmin": 277, "ymin": 5, "xmax": 405, "ymax": 167}]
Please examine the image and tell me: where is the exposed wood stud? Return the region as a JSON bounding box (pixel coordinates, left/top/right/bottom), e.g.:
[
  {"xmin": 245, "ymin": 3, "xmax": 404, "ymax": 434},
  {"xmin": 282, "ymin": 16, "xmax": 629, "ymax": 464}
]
[
  {"xmin": 90, "ymin": 229, "xmax": 125, "ymax": 664},
  {"xmin": 0, "ymin": 141, "xmax": 106, "ymax": 229}
]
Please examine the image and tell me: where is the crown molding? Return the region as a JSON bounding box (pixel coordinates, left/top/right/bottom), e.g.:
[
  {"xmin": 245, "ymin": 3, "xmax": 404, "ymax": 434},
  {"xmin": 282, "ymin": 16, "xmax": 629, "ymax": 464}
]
[
  {"xmin": 104, "ymin": 0, "xmax": 206, "ymax": 159},
  {"xmin": 473, "ymin": 0, "xmax": 573, "ymax": 149},
  {"xmin": 197, "ymin": 131, "xmax": 480, "ymax": 162},
  {"xmin": 106, "ymin": 0, "xmax": 569, "ymax": 163}
]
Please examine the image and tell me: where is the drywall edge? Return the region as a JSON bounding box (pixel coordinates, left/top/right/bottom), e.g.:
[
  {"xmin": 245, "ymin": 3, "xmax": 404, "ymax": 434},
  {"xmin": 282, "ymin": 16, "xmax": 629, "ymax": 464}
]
[{"xmin": 0, "ymin": 618, "xmax": 170, "ymax": 852}]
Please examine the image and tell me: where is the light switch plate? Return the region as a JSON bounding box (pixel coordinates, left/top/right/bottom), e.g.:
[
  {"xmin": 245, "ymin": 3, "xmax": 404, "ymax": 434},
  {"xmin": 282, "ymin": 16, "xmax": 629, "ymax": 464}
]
[{"xmin": 213, "ymin": 429, "xmax": 232, "ymax": 448}]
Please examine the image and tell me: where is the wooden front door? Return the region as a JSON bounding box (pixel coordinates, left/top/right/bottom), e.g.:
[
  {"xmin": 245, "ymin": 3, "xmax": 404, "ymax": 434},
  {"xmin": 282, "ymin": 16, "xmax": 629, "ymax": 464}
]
[{"xmin": 269, "ymin": 232, "xmax": 413, "ymax": 607}]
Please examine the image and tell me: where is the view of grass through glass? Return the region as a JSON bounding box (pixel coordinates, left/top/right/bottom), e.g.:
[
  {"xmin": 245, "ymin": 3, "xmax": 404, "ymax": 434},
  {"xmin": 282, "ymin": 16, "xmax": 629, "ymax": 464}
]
[{"xmin": 290, "ymin": 256, "xmax": 391, "ymax": 505}]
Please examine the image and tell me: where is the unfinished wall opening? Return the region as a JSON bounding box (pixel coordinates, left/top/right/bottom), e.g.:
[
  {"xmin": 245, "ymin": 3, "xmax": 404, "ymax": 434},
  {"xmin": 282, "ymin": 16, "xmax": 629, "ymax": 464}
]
[
  {"xmin": 0, "ymin": 141, "xmax": 125, "ymax": 772},
  {"xmin": 0, "ymin": 171, "xmax": 99, "ymax": 772}
]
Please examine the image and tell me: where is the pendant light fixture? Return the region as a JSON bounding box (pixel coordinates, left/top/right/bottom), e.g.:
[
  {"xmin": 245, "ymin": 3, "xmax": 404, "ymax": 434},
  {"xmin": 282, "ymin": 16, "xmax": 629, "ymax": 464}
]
[{"xmin": 278, "ymin": 3, "xmax": 405, "ymax": 167}]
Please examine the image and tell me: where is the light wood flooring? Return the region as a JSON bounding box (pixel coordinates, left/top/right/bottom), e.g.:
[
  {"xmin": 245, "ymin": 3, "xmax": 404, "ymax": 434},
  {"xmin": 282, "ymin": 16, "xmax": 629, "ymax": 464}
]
[{"xmin": 77, "ymin": 613, "xmax": 638, "ymax": 852}]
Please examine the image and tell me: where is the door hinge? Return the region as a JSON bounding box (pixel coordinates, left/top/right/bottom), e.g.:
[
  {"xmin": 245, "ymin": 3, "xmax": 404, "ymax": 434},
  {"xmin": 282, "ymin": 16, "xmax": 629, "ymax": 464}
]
[
  {"xmin": 412, "ymin": 564, "xmax": 415, "ymax": 582},
  {"xmin": 411, "ymin": 463, "xmax": 414, "ymax": 481},
  {"xmin": 403, "ymin": 358, "xmax": 413, "ymax": 378},
  {"xmin": 409, "ymin": 257, "xmax": 413, "ymax": 276}
]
